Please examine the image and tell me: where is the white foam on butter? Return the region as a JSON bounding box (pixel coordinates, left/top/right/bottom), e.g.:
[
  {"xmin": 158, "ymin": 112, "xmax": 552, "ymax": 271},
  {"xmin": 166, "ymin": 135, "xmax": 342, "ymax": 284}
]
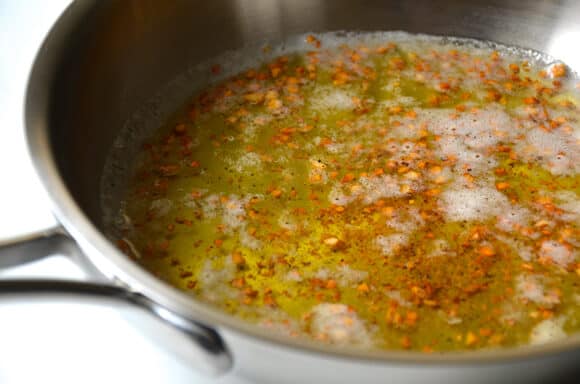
[
  {"xmin": 189, "ymin": 193, "xmax": 264, "ymax": 249},
  {"xmin": 327, "ymin": 183, "xmax": 352, "ymax": 206},
  {"xmin": 240, "ymin": 114, "xmax": 272, "ymax": 142},
  {"xmin": 387, "ymin": 124, "xmax": 425, "ymax": 140},
  {"xmin": 278, "ymin": 210, "xmax": 298, "ymax": 231},
  {"xmin": 308, "ymin": 168, "xmax": 329, "ymax": 184},
  {"xmin": 285, "ymin": 269, "xmax": 303, "ymax": 282},
  {"xmin": 417, "ymin": 108, "xmax": 513, "ymax": 185},
  {"xmin": 539, "ymin": 240, "xmax": 574, "ymax": 268},
  {"xmin": 376, "ymin": 234, "xmax": 409, "ymax": 256},
  {"xmin": 553, "ymin": 190, "xmax": 580, "ymax": 224},
  {"xmin": 496, "ymin": 206, "xmax": 532, "ymax": 233},
  {"xmin": 428, "ymin": 166, "xmax": 453, "ymax": 184},
  {"xmin": 440, "ymin": 183, "xmax": 509, "ymax": 222},
  {"xmin": 309, "ymin": 87, "xmax": 355, "ymax": 111},
  {"xmin": 198, "ymin": 257, "xmax": 237, "ymax": 302},
  {"xmin": 310, "ymin": 304, "xmax": 372, "ymax": 347},
  {"xmin": 383, "ymin": 140, "xmax": 427, "ymax": 164},
  {"xmin": 549, "ymin": 153, "xmax": 575, "ymax": 175},
  {"xmin": 436, "ymin": 135, "xmax": 498, "ymax": 174},
  {"xmin": 312, "ymin": 266, "xmax": 368, "ymax": 288},
  {"xmin": 380, "ymin": 95, "xmax": 416, "ymax": 106},
  {"xmin": 149, "ymin": 198, "xmax": 173, "ymax": 217},
  {"xmin": 500, "ymin": 302, "xmax": 525, "ymax": 325},
  {"xmin": 258, "ymin": 309, "xmax": 302, "ymax": 338},
  {"xmin": 327, "ymin": 174, "xmax": 407, "ymax": 206},
  {"xmin": 240, "ymin": 228, "xmax": 262, "ymax": 250},
  {"xmin": 222, "ymin": 195, "xmax": 250, "ymax": 231},
  {"xmin": 335, "ymin": 265, "xmax": 369, "ymax": 287},
  {"xmin": 326, "ymin": 142, "xmax": 346, "ymax": 154},
  {"xmin": 428, "ymin": 107, "xmax": 515, "ymax": 147},
  {"xmin": 515, "ymin": 123, "xmax": 580, "ymax": 176},
  {"xmin": 229, "ymin": 152, "xmax": 263, "ymax": 173},
  {"xmin": 516, "ymin": 274, "xmax": 560, "ymax": 307},
  {"xmin": 387, "ymin": 207, "xmax": 424, "ymax": 233},
  {"xmin": 359, "ymin": 175, "xmax": 404, "ymax": 204},
  {"xmin": 385, "ymin": 290, "xmax": 413, "ymax": 307},
  {"xmin": 199, "ymin": 194, "xmax": 221, "ymax": 218},
  {"xmin": 529, "ymin": 317, "xmax": 567, "ymax": 345},
  {"xmin": 495, "ymin": 234, "xmax": 533, "ymax": 262},
  {"xmin": 525, "ymin": 126, "xmax": 571, "ymax": 155},
  {"xmin": 427, "ymin": 238, "xmax": 455, "ymax": 258}
]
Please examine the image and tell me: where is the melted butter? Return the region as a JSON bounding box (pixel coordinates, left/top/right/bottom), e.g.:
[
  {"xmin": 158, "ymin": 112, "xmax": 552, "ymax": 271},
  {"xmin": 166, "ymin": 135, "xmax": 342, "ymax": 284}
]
[{"xmin": 114, "ymin": 33, "xmax": 580, "ymax": 352}]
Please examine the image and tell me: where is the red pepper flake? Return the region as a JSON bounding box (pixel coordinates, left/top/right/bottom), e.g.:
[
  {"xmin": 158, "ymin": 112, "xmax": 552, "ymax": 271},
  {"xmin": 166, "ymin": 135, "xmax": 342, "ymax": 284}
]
[
  {"xmin": 422, "ymin": 346, "xmax": 434, "ymax": 353},
  {"xmin": 158, "ymin": 240, "xmax": 170, "ymax": 251},
  {"xmin": 486, "ymin": 90, "xmax": 501, "ymax": 102},
  {"xmin": 388, "ymin": 105, "xmax": 403, "ymax": 114},
  {"xmin": 508, "ymin": 63, "xmax": 520, "ymax": 74},
  {"xmin": 357, "ymin": 283, "xmax": 370, "ymax": 293},
  {"xmin": 173, "ymin": 123, "xmax": 187, "ymax": 135},
  {"xmin": 271, "ymin": 66, "xmax": 282, "ymax": 78},
  {"xmin": 159, "ymin": 164, "xmax": 180, "ymax": 177},
  {"xmin": 495, "ymin": 181, "xmax": 510, "ymax": 190},
  {"xmin": 478, "ymin": 246, "xmax": 495, "ymax": 257},
  {"xmin": 188, "ymin": 107, "xmax": 198, "ymax": 121},
  {"xmin": 306, "ymin": 34, "xmax": 321, "ymax": 48},
  {"xmin": 232, "ymin": 252, "xmax": 246, "ymax": 265},
  {"xmin": 263, "ymin": 294, "xmax": 277, "ymax": 307},
  {"xmin": 405, "ymin": 311, "xmax": 419, "ymax": 326},
  {"xmin": 479, "ymin": 328, "xmax": 493, "ymax": 337},
  {"xmin": 211, "ymin": 64, "xmax": 221, "ymax": 75},
  {"xmin": 388, "ymin": 57, "xmax": 406, "ymax": 70},
  {"xmin": 326, "ymin": 279, "xmax": 337, "ymax": 289},
  {"xmin": 494, "ymin": 168, "xmax": 507, "ymax": 176},
  {"xmin": 424, "ymin": 188, "xmax": 441, "ymax": 197},
  {"xmin": 341, "ymin": 173, "xmax": 355, "ymax": 183},
  {"xmin": 523, "ymin": 96, "xmax": 539, "ymax": 105},
  {"xmin": 465, "ymin": 332, "xmax": 479, "ymax": 346},
  {"xmin": 551, "ymin": 63, "xmax": 567, "ymax": 78},
  {"xmin": 401, "ymin": 336, "xmax": 412, "ymax": 349},
  {"xmin": 232, "ymin": 277, "xmax": 245, "ymax": 288}
]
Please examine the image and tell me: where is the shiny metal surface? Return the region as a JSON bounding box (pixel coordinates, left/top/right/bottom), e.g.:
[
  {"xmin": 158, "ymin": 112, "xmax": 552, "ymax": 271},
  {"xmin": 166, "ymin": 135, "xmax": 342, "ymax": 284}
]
[
  {"xmin": 0, "ymin": 278, "xmax": 232, "ymax": 376},
  {"xmin": 23, "ymin": 0, "xmax": 580, "ymax": 382},
  {"xmin": 0, "ymin": 225, "xmax": 232, "ymax": 376},
  {"xmin": 0, "ymin": 226, "xmax": 72, "ymax": 269}
]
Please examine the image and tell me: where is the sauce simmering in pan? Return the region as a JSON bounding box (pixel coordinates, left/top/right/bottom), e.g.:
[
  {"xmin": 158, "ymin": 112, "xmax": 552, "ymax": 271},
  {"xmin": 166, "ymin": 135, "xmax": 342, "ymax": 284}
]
[{"xmin": 111, "ymin": 33, "xmax": 580, "ymax": 351}]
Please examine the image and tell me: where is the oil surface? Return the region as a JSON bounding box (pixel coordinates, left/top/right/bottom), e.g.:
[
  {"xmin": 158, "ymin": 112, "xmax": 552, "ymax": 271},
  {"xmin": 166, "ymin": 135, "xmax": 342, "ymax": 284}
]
[{"xmin": 111, "ymin": 33, "xmax": 580, "ymax": 352}]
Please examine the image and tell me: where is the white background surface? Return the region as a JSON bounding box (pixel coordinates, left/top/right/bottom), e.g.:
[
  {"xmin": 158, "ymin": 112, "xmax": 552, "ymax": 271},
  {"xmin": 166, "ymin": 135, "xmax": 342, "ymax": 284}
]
[{"xmin": 0, "ymin": 2, "xmax": 246, "ymax": 383}]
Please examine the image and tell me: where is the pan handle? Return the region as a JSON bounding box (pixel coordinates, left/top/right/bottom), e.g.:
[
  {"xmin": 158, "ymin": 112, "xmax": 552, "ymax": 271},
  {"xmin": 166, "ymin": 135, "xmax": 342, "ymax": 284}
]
[{"xmin": 0, "ymin": 225, "xmax": 233, "ymax": 377}]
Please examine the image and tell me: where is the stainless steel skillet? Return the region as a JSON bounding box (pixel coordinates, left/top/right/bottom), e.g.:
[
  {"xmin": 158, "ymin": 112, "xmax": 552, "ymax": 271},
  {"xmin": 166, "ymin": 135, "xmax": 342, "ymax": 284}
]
[{"xmin": 2, "ymin": 1, "xmax": 580, "ymax": 382}]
